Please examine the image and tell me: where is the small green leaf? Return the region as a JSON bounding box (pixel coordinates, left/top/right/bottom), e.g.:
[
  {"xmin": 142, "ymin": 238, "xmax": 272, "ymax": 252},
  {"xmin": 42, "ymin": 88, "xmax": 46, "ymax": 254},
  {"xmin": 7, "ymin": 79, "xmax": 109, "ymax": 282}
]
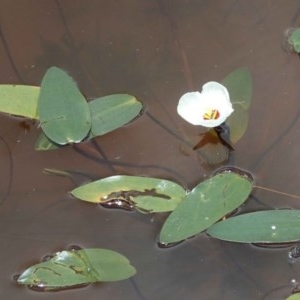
[
  {"xmin": 288, "ymin": 28, "xmax": 300, "ymax": 53},
  {"xmin": 0, "ymin": 85, "xmax": 39, "ymax": 119},
  {"xmin": 286, "ymin": 293, "xmax": 300, "ymax": 300},
  {"xmin": 207, "ymin": 210, "xmax": 300, "ymax": 244},
  {"xmin": 221, "ymin": 67, "xmax": 252, "ymax": 143},
  {"xmin": 159, "ymin": 171, "xmax": 253, "ymax": 244},
  {"xmin": 37, "ymin": 67, "xmax": 92, "ymax": 145},
  {"xmin": 89, "ymin": 94, "xmax": 143, "ymax": 137},
  {"xmin": 17, "ymin": 248, "xmax": 136, "ymax": 291},
  {"xmin": 71, "ymin": 175, "xmax": 186, "ymax": 213},
  {"xmin": 35, "ymin": 132, "xmax": 60, "ymax": 151}
]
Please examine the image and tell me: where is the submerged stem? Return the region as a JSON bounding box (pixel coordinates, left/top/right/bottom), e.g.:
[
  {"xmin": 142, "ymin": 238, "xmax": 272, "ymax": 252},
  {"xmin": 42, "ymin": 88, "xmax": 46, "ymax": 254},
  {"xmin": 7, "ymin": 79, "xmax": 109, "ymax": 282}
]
[{"xmin": 254, "ymin": 185, "xmax": 300, "ymax": 200}]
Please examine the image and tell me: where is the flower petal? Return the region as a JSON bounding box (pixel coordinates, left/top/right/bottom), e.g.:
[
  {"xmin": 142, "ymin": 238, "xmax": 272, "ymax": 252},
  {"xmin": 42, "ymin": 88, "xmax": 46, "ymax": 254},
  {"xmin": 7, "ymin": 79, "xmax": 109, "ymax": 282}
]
[
  {"xmin": 177, "ymin": 92, "xmax": 206, "ymax": 125},
  {"xmin": 202, "ymin": 82, "xmax": 230, "ymax": 104},
  {"xmin": 177, "ymin": 81, "xmax": 234, "ymax": 128}
]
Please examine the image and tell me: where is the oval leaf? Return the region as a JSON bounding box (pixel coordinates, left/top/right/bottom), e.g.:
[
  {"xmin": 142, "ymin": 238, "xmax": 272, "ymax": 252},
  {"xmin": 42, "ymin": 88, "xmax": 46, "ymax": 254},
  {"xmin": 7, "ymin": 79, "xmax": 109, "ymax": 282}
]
[
  {"xmin": 207, "ymin": 210, "xmax": 300, "ymax": 244},
  {"xmin": 89, "ymin": 94, "xmax": 143, "ymax": 137},
  {"xmin": 17, "ymin": 248, "xmax": 136, "ymax": 291},
  {"xmin": 38, "ymin": 67, "xmax": 91, "ymax": 145},
  {"xmin": 159, "ymin": 171, "xmax": 253, "ymax": 244},
  {"xmin": 0, "ymin": 85, "xmax": 39, "ymax": 119},
  {"xmin": 71, "ymin": 175, "xmax": 186, "ymax": 213},
  {"xmin": 221, "ymin": 67, "xmax": 252, "ymax": 143}
]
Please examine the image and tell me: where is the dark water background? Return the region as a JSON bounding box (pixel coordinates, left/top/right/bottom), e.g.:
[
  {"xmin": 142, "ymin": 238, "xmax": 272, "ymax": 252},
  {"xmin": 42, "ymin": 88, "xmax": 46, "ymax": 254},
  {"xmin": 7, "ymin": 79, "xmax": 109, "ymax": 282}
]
[{"xmin": 1, "ymin": 1, "xmax": 300, "ymax": 299}]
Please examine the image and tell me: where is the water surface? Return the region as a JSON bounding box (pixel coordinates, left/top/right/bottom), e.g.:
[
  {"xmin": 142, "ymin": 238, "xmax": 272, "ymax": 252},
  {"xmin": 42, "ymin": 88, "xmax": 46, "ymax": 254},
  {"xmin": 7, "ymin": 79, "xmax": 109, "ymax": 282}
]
[{"xmin": 1, "ymin": 1, "xmax": 300, "ymax": 299}]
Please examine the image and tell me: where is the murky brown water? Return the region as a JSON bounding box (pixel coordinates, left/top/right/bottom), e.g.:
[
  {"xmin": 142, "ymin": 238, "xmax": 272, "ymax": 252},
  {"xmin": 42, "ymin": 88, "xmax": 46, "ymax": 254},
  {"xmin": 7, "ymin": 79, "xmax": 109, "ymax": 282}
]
[{"xmin": 1, "ymin": 1, "xmax": 300, "ymax": 299}]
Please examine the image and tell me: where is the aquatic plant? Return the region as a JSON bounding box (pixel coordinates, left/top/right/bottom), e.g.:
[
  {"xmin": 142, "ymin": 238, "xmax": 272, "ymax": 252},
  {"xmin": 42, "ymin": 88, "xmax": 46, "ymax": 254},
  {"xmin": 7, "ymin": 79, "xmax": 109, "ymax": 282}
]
[
  {"xmin": 1, "ymin": 66, "xmax": 300, "ymax": 293},
  {"xmin": 16, "ymin": 247, "xmax": 136, "ymax": 291},
  {"xmin": 0, "ymin": 66, "xmax": 143, "ymax": 150}
]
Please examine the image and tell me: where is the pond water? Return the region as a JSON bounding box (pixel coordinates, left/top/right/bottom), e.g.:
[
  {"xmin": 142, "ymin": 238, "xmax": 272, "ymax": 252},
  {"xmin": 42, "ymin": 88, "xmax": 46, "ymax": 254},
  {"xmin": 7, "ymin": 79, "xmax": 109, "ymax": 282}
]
[{"xmin": 1, "ymin": 1, "xmax": 300, "ymax": 299}]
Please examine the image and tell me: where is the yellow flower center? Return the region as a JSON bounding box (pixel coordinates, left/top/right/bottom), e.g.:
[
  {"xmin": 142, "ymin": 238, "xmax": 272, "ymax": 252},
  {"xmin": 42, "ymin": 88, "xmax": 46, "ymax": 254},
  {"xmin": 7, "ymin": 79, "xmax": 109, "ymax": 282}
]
[{"xmin": 203, "ymin": 109, "xmax": 220, "ymax": 120}]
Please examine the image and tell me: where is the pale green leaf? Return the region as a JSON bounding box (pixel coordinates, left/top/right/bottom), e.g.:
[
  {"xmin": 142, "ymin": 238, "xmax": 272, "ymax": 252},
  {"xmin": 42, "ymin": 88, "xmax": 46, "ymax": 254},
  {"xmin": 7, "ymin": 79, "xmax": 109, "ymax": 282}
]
[
  {"xmin": 71, "ymin": 175, "xmax": 186, "ymax": 213},
  {"xmin": 0, "ymin": 85, "xmax": 39, "ymax": 119},
  {"xmin": 286, "ymin": 293, "xmax": 300, "ymax": 300}
]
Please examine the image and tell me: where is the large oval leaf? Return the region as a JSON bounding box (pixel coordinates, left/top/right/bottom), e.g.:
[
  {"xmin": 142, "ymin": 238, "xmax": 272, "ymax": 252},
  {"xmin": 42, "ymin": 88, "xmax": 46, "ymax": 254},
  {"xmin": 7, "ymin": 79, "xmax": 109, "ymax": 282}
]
[
  {"xmin": 17, "ymin": 248, "xmax": 136, "ymax": 291},
  {"xmin": 89, "ymin": 94, "xmax": 143, "ymax": 137},
  {"xmin": 0, "ymin": 85, "xmax": 39, "ymax": 119},
  {"xmin": 207, "ymin": 210, "xmax": 300, "ymax": 244},
  {"xmin": 159, "ymin": 171, "xmax": 253, "ymax": 244},
  {"xmin": 38, "ymin": 67, "xmax": 91, "ymax": 145},
  {"xmin": 71, "ymin": 175, "xmax": 186, "ymax": 213},
  {"xmin": 221, "ymin": 67, "xmax": 252, "ymax": 143}
]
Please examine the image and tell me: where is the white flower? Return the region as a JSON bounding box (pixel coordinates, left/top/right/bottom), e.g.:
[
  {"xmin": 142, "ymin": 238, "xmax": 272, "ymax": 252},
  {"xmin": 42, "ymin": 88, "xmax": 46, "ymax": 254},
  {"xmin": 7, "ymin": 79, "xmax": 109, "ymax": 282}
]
[{"xmin": 177, "ymin": 81, "xmax": 234, "ymax": 128}]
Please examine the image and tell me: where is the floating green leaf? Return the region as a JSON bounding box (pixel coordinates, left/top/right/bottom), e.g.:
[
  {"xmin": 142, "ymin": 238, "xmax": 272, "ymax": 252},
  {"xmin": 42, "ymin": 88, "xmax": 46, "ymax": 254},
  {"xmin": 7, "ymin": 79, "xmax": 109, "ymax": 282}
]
[
  {"xmin": 207, "ymin": 210, "xmax": 300, "ymax": 244},
  {"xmin": 159, "ymin": 171, "xmax": 253, "ymax": 244},
  {"xmin": 286, "ymin": 293, "xmax": 300, "ymax": 300},
  {"xmin": 0, "ymin": 85, "xmax": 39, "ymax": 119},
  {"xmin": 89, "ymin": 94, "xmax": 143, "ymax": 137},
  {"xmin": 71, "ymin": 175, "xmax": 186, "ymax": 213},
  {"xmin": 37, "ymin": 67, "xmax": 92, "ymax": 145},
  {"xmin": 17, "ymin": 248, "xmax": 136, "ymax": 291},
  {"xmin": 288, "ymin": 28, "xmax": 300, "ymax": 53},
  {"xmin": 221, "ymin": 67, "xmax": 252, "ymax": 143}
]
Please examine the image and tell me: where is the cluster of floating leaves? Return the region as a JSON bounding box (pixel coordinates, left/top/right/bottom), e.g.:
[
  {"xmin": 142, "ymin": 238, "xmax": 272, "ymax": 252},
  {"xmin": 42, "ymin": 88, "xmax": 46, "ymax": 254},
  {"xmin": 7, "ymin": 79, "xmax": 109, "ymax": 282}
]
[
  {"xmin": 0, "ymin": 66, "xmax": 143, "ymax": 150},
  {"xmin": 69, "ymin": 166, "xmax": 300, "ymax": 248},
  {"xmin": 0, "ymin": 67, "xmax": 143, "ymax": 291},
  {"xmin": 3, "ymin": 66, "xmax": 300, "ymax": 295},
  {"xmin": 15, "ymin": 246, "xmax": 136, "ymax": 291}
]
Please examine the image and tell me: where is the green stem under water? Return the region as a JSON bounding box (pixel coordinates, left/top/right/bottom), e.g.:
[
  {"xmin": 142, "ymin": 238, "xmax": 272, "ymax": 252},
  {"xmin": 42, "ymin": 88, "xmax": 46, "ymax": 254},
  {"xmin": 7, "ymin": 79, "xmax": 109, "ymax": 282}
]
[{"xmin": 254, "ymin": 185, "xmax": 300, "ymax": 200}]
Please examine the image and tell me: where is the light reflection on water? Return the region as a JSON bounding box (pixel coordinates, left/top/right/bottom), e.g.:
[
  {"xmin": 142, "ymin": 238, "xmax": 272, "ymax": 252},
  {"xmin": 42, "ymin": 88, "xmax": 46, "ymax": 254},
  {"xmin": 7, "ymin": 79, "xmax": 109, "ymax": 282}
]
[{"xmin": 1, "ymin": 1, "xmax": 300, "ymax": 299}]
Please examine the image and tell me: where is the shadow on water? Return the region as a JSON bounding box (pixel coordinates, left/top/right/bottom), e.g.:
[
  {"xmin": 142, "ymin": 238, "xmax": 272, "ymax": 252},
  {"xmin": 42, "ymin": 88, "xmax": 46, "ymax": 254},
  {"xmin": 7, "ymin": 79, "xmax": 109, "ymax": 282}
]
[{"xmin": 1, "ymin": 1, "xmax": 300, "ymax": 299}]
